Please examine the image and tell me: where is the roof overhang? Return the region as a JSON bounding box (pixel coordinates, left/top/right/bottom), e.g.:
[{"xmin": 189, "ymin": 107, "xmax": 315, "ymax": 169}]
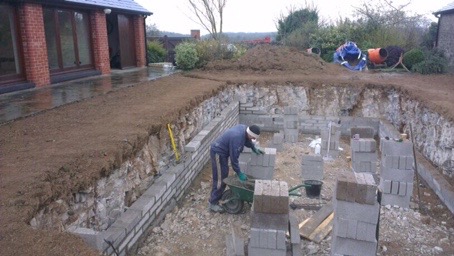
[{"xmin": 9, "ymin": 0, "xmax": 153, "ymax": 16}]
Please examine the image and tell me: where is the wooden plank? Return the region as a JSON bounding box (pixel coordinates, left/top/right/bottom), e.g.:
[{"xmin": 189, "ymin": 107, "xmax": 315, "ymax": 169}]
[
  {"xmin": 299, "ymin": 202, "xmax": 333, "ymax": 239},
  {"xmin": 308, "ymin": 212, "xmax": 334, "ymax": 243}
]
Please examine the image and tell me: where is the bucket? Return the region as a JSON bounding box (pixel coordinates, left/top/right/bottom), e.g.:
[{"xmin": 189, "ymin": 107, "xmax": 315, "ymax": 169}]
[
  {"xmin": 304, "ymin": 180, "xmax": 323, "ymax": 198},
  {"xmin": 367, "ymin": 48, "xmax": 388, "ymax": 64}
]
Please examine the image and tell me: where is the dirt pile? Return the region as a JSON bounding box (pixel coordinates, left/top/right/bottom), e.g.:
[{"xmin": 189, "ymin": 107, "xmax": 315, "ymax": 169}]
[{"xmin": 204, "ymin": 44, "xmax": 344, "ymax": 74}]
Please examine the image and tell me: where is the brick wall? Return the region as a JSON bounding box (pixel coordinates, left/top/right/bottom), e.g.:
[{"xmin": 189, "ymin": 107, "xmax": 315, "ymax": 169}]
[
  {"xmin": 90, "ymin": 10, "xmax": 110, "ymax": 75},
  {"xmin": 18, "ymin": 3, "xmax": 50, "ymax": 87},
  {"xmin": 134, "ymin": 16, "xmax": 147, "ymax": 67}
]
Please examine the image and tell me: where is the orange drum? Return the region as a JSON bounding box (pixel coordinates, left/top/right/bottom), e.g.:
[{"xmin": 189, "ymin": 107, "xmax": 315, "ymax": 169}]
[{"xmin": 368, "ymin": 48, "xmax": 388, "ymax": 64}]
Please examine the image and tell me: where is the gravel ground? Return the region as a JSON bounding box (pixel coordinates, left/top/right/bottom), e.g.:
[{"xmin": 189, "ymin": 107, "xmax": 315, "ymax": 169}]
[{"xmin": 135, "ymin": 133, "xmax": 454, "ymax": 256}]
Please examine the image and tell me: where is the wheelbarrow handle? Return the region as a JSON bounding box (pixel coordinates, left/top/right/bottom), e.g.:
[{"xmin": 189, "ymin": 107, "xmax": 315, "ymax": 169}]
[
  {"xmin": 241, "ymin": 180, "xmax": 255, "ymax": 186},
  {"xmin": 288, "ymin": 184, "xmax": 310, "ymax": 194}
]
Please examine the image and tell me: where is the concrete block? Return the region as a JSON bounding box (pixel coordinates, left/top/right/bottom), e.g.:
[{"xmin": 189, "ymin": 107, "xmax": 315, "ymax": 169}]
[
  {"xmin": 263, "ymin": 229, "xmax": 276, "ymax": 249},
  {"xmin": 381, "ymin": 140, "xmax": 413, "ymax": 156},
  {"xmin": 352, "ymin": 152, "xmax": 377, "ymax": 162},
  {"xmin": 288, "ymin": 213, "xmax": 301, "ymax": 245},
  {"xmin": 350, "ymin": 126, "xmax": 375, "ymax": 139},
  {"xmin": 331, "ymin": 235, "xmax": 377, "ymax": 256},
  {"xmin": 334, "ymin": 199, "xmax": 380, "ymax": 224},
  {"xmin": 246, "ymin": 166, "xmax": 274, "ymax": 180},
  {"xmin": 145, "ymin": 182, "xmax": 167, "ymax": 199},
  {"xmin": 350, "ymin": 139, "xmax": 360, "ymax": 152},
  {"xmin": 276, "ymin": 230, "xmax": 286, "ymax": 250},
  {"xmin": 129, "ymin": 195, "xmax": 156, "ymax": 216},
  {"xmin": 249, "ymin": 228, "xmax": 260, "ymax": 248},
  {"xmin": 248, "ymin": 246, "xmax": 286, "ymax": 256},
  {"xmin": 253, "ymin": 180, "xmax": 266, "ymax": 213},
  {"xmin": 127, "ymin": 228, "xmax": 143, "ymax": 252},
  {"xmin": 251, "ymin": 212, "xmax": 288, "ymax": 232},
  {"xmin": 335, "ymin": 171, "xmax": 357, "ymax": 202},
  {"xmin": 262, "ymin": 154, "xmax": 270, "ymax": 167},
  {"xmin": 101, "ymin": 227, "xmax": 127, "ymax": 252},
  {"xmin": 381, "ymin": 178, "xmax": 392, "ymax": 194},
  {"xmin": 167, "ymin": 164, "xmax": 185, "ymax": 178},
  {"xmin": 354, "ymin": 172, "xmax": 377, "ymax": 205},
  {"xmin": 355, "ymin": 221, "xmax": 377, "ymax": 242},
  {"xmin": 301, "ymin": 154, "xmax": 324, "ymax": 181},
  {"xmin": 398, "ymin": 182, "xmax": 407, "ymax": 196},
  {"xmin": 254, "ymin": 180, "xmax": 288, "ymax": 214},
  {"xmin": 380, "ymin": 165, "xmax": 414, "ymax": 182},
  {"xmin": 380, "ymin": 193, "xmax": 412, "ymax": 208},
  {"xmin": 156, "ymin": 172, "xmax": 176, "ymax": 189},
  {"xmin": 111, "ymin": 209, "xmax": 141, "ymax": 234},
  {"xmin": 362, "ymin": 139, "xmax": 377, "ymax": 152},
  {"xmin": 346, "ymin": 219, "xmax": 358, "ymax": 239},
  {"xmin": 382, "ymin": 155, "xmax": 399, "ymax": 169},
  {"xmin": 391, "ymin": 181, "xmax": 399, "ymax": 195},
  {"xmin": 352, "ymin": 161, "xmax": 377, "ymax": 173}
]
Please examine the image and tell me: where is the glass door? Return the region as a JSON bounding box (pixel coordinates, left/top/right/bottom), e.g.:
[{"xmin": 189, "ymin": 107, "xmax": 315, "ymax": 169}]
[
  {"xmin": 44, "ymin": 8, "xmax": 93, "ymax": 73},
  {"xmin": 0, "ymin": 4, "xmax": 24, "ymax": 83}
]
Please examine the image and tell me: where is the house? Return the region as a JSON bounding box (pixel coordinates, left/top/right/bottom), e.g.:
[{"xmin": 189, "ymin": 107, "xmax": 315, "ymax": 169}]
[
  {"xmin": 434, "ymin": 2, "xmax": 454, "ymax": 73},
  {"xmin": 0, "ymin": 0, "xmax": 152, "ymax": 94}
]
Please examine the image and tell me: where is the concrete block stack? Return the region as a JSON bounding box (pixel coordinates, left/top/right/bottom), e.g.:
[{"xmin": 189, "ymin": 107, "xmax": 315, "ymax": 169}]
[
  {"xmin": 249, "ymin": 180, "xmax": 289, "ymax": 256},
  {"xmin": 331, "ymin": 171, "xmax": 379, "ymax": 256},
  {"xmin": 284, "ymin": 106, "xmax": 299, "ymax": 143},
  {"xmin": 241, "ymin": 148, "xmax": 277, "ymax": 179},
  {"xmin": 301, "ymin": 154, "xmax": 324, "ymax": 181},
  {"xmin": 321, "ymin": 122, "xmax": 341, "ymax": 158},
  {"xmin": 379, "ymin": 140, "xmax": 415, "ymax": 208},
  {"xmin": 350, "ymin": 138, "xmax": 377, "ymax": 173}
]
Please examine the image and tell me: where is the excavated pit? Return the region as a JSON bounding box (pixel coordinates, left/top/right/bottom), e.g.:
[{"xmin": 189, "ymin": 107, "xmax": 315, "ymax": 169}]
[
  {"xmin": 2, "ymin": 45, "xmax": 453, "ymax": 256},
  {"xmin": 27, "ymin": 84, "xmax": 454, "ymax": 255}
]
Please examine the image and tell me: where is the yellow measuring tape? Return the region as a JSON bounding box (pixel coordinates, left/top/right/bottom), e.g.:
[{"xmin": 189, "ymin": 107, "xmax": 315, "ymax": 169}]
[{"xmin": 167, "ymin": 123, "xmax": 180, "ymax": 161}]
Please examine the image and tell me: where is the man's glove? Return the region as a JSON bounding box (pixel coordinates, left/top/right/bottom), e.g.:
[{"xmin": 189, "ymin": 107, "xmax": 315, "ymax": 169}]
[
  {"xmin": 238, "ymin": 172, "xmax": 247, "ymax": 182},
  {"xmin": 252, "ymin": 147, "xmax": 265, "ymax": 155}
]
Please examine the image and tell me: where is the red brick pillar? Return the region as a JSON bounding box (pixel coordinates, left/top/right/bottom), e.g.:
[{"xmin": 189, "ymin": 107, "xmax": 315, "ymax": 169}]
[
  {"xmin": 90, "ymin": 10, "xmax": 110, "ymax": 74},
  {"xmin": 18, "ymin": 3, "xmax": 50, "ymax": 87},
  {"xmin": 134, "ymin": 15, "xmax": 147, "ymax": 67}
]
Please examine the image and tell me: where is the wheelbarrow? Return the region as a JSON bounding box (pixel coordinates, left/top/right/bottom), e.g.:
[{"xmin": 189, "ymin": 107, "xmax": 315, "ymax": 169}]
[{"xmin": 220, "ymin": 174, "xmax": 323, "ymax": 214}]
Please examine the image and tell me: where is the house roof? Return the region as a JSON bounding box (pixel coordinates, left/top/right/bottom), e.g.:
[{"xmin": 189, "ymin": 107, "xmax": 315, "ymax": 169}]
[
  {"xmin": 434, "ymin": 2, "xmax": 454, "ymax": 15},
  {"xmin": 64, "ymin": 0, "xmax": 152, "ymax": 15}
]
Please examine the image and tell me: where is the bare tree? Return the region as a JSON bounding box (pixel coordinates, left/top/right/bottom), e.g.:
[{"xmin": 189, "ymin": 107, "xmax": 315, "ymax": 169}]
[{"xmin": 188, "ymin": 0, "xmax": 227, "ymax": 40}]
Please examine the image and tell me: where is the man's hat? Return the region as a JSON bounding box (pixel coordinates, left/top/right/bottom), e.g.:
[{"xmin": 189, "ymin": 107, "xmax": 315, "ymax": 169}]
[{"xmin": 247, "ymin": 125, "xmax": 260, "ymax": 139}]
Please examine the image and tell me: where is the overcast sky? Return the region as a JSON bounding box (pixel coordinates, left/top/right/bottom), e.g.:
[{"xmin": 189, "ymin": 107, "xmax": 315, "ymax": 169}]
[{"xmin": 135, "ymin": 0, "xmax": 452, "ymax": 35}]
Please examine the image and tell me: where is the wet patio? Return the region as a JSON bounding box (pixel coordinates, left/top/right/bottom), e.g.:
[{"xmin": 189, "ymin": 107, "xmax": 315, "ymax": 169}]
[{"xmin": 0, "ymin": 67, "xmax": 176, "ymax": 124}]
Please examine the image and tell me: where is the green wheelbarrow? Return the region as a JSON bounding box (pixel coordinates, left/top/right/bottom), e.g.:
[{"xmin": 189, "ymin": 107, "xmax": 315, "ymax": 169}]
[{"xmin": 220, "ymin": 174, "xmax": 323, "ymax": 214}]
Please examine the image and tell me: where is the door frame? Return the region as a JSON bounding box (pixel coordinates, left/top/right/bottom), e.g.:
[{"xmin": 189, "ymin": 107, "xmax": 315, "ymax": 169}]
[{"xmin": 44, "ymin": 7, "xmax": 94, "ymax": 75}]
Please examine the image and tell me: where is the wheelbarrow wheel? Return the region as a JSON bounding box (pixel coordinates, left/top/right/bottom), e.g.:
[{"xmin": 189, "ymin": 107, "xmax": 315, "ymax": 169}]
[{"xmin": 221, "ymin": 189, "xmax": 243, "ymax": 214}]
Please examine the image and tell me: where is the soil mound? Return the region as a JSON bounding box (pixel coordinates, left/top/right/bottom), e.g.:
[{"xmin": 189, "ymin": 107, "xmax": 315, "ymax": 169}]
[{"xmin": 204, "ymin": 44, "xmax": 344, "ymax": 74}]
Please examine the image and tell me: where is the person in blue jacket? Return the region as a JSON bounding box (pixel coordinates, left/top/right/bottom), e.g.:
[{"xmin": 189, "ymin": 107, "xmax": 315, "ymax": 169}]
[{"xmin": 208, "ymin": 124, "xmax": 264, "ymax": 213}]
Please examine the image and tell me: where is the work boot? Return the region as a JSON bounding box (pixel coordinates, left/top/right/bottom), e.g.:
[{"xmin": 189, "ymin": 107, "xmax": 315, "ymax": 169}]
[{"xmin": 208, "ymin": 203, "xmax": 224, "ymax": 213}]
